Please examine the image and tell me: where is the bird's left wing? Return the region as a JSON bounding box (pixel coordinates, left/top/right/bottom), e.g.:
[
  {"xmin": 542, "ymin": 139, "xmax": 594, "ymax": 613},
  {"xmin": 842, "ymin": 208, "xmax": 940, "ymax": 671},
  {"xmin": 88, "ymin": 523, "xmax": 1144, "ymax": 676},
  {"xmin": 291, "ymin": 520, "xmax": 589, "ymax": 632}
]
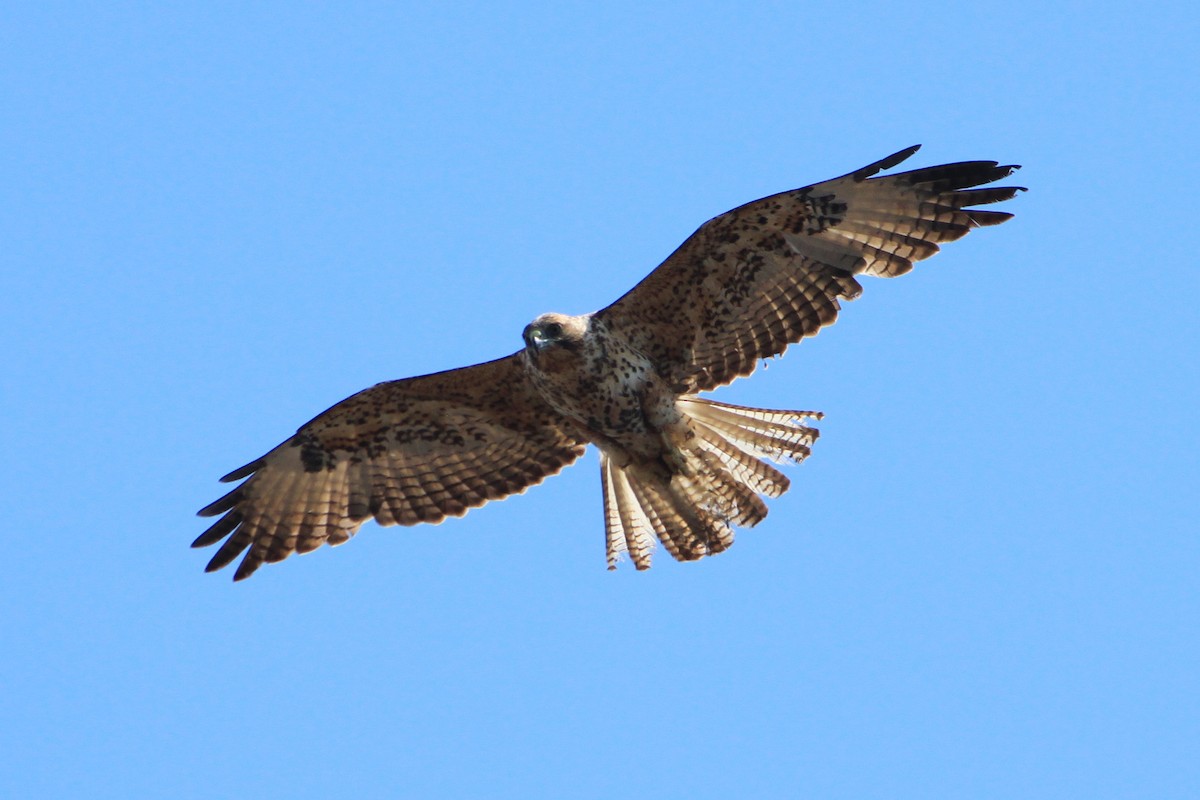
[
  {"xmin": 594, "ymin": 145, "xmax": 1023, "ymax": 393},
  {"xmin": 194, "ymin": 353, "xmax": 587, "ymax": 580}
]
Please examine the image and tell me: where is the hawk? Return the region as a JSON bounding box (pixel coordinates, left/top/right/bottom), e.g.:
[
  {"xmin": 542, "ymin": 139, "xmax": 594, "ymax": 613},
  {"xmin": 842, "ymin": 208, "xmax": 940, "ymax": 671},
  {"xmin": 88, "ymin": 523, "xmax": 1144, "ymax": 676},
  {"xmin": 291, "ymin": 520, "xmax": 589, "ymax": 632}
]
[{"xmin": 195, "ymin": 145, "xmax": 1022, "ymax": 580}]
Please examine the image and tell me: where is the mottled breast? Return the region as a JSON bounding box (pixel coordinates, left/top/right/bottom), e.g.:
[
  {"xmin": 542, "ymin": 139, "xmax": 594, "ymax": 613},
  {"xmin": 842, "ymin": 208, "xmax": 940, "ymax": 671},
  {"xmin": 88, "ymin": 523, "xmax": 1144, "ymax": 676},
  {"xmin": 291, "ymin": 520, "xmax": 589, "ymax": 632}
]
[{"xmin": 524, "ymin": 315, "xmax": 676, "ymax": 457}]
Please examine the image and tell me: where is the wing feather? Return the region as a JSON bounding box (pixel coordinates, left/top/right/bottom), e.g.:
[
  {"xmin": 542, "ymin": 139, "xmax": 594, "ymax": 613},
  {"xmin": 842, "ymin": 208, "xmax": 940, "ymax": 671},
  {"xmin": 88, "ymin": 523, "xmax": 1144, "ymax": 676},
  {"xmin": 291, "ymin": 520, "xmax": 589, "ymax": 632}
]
[
  {"xmin": 195, "ymin": 353, "xmax": 587, "ymax": 580},
  {"xmin": 595, "ymin": 145, "xmax": 1023, "ymax": 392}
]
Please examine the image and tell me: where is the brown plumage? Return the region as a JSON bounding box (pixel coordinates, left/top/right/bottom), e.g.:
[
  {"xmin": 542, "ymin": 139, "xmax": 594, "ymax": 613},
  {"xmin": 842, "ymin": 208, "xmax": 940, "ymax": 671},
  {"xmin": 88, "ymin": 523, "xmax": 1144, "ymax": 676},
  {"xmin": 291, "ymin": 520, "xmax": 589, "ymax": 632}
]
[{"xmin": 195, "ymin": 145, "xmax": 1023, "ymax": 580}]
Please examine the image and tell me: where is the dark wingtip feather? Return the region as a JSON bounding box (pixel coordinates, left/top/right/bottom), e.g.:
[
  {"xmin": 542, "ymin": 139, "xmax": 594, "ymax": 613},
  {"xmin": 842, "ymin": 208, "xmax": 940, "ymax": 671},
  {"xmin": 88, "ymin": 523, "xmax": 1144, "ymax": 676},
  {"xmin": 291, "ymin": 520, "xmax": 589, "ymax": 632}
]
[
  {"xmin": 232, "ymin": 555, "xmax": 261, "ymax": 582},
  {"xmin": 983, "ymin": 164, "xmax": 1024, "ymax": 188},
  {"xmin": 197, "ymin": 485, "xmax": 243, "ymax": 517},
  {"xmin": 220, "ymin": 459, "xmax": 263, "ymax": 483},
  {"xmin": 968, "ymin": 210, "xmax": 1016, "ymax": 227},
  {"xmin": 204, "ymin": 554, "xmax": 233, "ymax": 573},
  {"xmin": 204, "ymin": 529, "xmax": 252, "ymax": 573},
  {"xmin": 879, "ymin": 144, "xmax": 921, "ymax": 168},
  {"xmin": 892, "ymin": 161, "xmax": 1024, "ymax": 195},
  {"xmin": 946, "ymin": 186, "xmax": 1026, "ymax": 207},
  {"xmin": 192, "ymin": 511, "xmax": 242, "ymax": 548},
  {"xmin": 852, "ymin": 145, "xmax": 921, "ymax": 181}
]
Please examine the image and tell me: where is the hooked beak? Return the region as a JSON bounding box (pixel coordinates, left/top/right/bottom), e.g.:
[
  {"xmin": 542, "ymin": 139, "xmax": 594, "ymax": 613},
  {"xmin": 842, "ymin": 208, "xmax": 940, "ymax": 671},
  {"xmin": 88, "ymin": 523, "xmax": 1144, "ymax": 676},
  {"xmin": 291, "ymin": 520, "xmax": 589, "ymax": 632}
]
[{"xmin": 523, "ymin": 324, "xmax": 544, "ymax": 351}]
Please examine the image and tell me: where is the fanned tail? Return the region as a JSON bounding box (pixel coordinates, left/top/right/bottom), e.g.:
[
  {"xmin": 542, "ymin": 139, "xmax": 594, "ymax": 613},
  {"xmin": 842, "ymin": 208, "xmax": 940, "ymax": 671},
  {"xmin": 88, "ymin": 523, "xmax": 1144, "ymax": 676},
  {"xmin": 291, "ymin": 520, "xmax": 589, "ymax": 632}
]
[
  {"xmin": 600, "ymin": 398, "xmax": 821, "ymax": 570},
  {"xmin": 679, "ymin": 398, "xmax": 822, "ymax": 463}
]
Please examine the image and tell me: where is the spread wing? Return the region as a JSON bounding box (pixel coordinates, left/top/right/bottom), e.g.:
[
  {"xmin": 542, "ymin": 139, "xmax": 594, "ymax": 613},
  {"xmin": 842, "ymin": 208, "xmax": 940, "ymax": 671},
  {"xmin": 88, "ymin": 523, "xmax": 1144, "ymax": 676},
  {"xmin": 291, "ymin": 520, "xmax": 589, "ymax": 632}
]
[
  {"xmin": 194, "ymin": 353, "xmax": 587, "ymax": 580},
  {"xmin": 594, "ymin": 145, "xmax": 1023, "ymax": 393}
]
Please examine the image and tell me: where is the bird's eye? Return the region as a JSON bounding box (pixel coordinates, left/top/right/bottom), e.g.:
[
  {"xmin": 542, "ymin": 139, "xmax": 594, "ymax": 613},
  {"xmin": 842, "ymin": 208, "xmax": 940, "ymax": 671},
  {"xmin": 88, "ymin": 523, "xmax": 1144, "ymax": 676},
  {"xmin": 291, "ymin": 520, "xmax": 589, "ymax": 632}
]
[{"xmin": 545, "ymin": 322, "xmax": 563, "ymax": 338}]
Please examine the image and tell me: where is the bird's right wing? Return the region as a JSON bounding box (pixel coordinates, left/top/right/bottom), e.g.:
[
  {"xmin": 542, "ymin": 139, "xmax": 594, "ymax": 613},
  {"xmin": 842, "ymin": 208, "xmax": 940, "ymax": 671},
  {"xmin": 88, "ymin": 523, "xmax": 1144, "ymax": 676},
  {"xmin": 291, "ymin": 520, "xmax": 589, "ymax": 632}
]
[
  {"xmin": 194, "ymin": 353, "xmax": 587, "ymax": 580},
  {"xmin": 595, "ymin": 145, "xmax": 1023, "ymax": 393}
]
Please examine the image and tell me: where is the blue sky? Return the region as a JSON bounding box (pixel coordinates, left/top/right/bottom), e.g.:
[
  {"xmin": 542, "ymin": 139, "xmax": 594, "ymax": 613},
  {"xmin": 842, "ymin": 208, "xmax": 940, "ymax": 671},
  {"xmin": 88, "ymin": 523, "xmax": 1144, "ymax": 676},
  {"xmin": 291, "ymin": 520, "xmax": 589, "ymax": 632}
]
[{"xmin": 2, "ymin": 3, "xmax": 1197, "ymax": 798}]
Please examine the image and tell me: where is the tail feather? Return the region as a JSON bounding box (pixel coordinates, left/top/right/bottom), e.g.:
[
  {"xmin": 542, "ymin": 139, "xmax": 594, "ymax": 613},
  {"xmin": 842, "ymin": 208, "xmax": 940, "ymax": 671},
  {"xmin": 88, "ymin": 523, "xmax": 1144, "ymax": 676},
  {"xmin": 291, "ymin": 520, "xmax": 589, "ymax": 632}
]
[
  {"xmin": 601, "ymin": 456, "xmax": 654, "ymax": 570},
  {"xmin": 690, "ymin": 418, "xmax": 791, "ymax": 498},
  {"xmin": 680, "ymin": 398, "xmax": 821, "ymax": 462},
  {"xmin": 685, "ymin": 449, "xmax": 768, "ymax": 528},
  {"xmin": 599, "ymin": 399, "xmax": 822, "ymax": 570},
  {"xmin": 600, "ymin": 457, "xmax": 623, "ymax": 569},
  {"xmin": 625, "ymin": 472, "xmax": 703, "ymax": 561}
]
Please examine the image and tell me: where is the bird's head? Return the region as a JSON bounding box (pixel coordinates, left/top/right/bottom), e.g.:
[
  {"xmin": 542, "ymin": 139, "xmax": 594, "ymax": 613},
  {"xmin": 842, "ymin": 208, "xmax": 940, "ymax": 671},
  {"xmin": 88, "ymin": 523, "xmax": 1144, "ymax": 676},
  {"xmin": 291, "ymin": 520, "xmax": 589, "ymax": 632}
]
[{"xmin": 522, "ymin": 313, "xmax": 587, "ymax": 365}]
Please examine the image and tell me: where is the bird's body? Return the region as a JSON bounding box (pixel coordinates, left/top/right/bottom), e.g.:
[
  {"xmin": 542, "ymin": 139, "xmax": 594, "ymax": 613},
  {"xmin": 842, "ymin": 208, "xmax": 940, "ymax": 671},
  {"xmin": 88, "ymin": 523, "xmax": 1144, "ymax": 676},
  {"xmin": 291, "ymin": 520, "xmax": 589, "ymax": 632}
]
[
  {"xmin": 196, "ymin": 145, "xmax": 1023, "ymax": 580},
  {"xmin": 519, "ymin": 310, "xmax": 813, "ymax": 567},
  {"xmin": 523, "ymin": 313, "xmax": 677, "ymax": 468}
]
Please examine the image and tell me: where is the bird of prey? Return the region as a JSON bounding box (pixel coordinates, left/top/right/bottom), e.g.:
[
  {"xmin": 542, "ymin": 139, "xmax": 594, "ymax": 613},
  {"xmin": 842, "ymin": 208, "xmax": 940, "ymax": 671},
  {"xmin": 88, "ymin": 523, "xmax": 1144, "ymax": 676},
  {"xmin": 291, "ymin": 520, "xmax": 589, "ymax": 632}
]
[{"xmin": 195, "ymin": 145, "xmax": 1022, "ymax": 580}]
